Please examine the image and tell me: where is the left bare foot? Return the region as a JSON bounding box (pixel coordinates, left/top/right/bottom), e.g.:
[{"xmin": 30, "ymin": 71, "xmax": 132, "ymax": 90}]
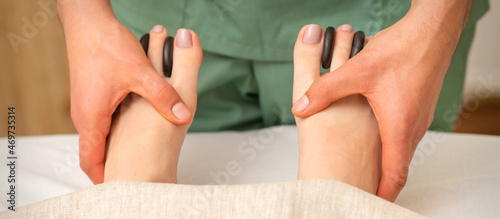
[{"xmin": 104, "ymin": 26, "xmax": 202, "ymax": 183}]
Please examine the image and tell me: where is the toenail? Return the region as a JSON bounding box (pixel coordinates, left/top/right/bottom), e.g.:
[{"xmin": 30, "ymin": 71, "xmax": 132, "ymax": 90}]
[
  {"xmin": 176, "ymin": 29, "xmax": 193, "ymax": 48},
  {"xmin": 293, "ymin": 95, "xmax": 309, "ymax": 112},
  {"xmin": 172, "ymin": 102, "xmax": 192, "ymax": 120},
  {"xmin": 339, "ymin": 24, "xmax": 353, "ymax": 32},
  {"xmin": 303, "ymin": 24, "xmax": 322, "ymax": 44},
  {"xmin": 152, "ymin": 25, "xmax": 164, "ymax": 33}
]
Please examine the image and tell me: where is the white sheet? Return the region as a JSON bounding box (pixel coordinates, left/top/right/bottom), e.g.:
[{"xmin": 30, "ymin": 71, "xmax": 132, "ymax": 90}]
[{"xmin": 1, "ymin": 125, "xmax": 499, "ymax": 218}]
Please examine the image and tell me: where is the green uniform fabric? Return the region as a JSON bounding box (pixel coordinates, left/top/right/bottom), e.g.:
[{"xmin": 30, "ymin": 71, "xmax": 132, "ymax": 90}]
[{"xmin": 111, "ymin": 0, "xmax": 489, "ymax": 132}]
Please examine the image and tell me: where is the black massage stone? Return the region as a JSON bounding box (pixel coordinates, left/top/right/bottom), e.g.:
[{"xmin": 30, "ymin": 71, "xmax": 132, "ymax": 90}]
[
  {"xmin": 139, "ymin": 33, "xmax": 150, "ymax": 56},
  {"xmin": 321, "ymin": 26, "xmax": 335, "ymax": 69},
  {"xmin": 349, "ymin": 31, "xmax": 365, "ymax": 58},
  {"xmin": 139, "ymin": 33, "xmax": 174, "ymax": 77},
  {"xmin": 163, "ymin": 36, "xmax": 174, "ymax": 77}
]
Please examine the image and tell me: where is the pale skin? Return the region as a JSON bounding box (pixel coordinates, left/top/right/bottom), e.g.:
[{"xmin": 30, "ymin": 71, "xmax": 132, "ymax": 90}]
[
  {"xmin": 105, "ymin": 24, "xmax": 381, "ymax": 195},
  {"xmin": 58, "ymin": 0, "xmax": 472, "ymax": 201},
  {"xmin": 292, "ymin": 0, "xmax": 473, "ymax": 201}
]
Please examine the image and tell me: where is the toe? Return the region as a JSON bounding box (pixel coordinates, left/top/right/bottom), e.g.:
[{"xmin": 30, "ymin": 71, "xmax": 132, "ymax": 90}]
[
  {"xmin": 293, "ymin": 24, "xmax": 323, "ymax": 103},
  {"xmin": 365, "ymin": 36, "xmax": 373, "ymax": 46},
  {"xmin": 330, "ymin": 24, "xmax": 355, "ymax": 71},
  {"xmin": 169, "ymin": 29, "xmax": 203, "ymax": 109},
  {"xmin": 148, "ymin": 25, "xmax": 169, "ymax": 75}
]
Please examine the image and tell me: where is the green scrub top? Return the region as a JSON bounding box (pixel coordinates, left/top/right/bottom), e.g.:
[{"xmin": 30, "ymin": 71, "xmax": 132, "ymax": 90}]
[{"xmin": 111, "ymin": 0, "xmax": 489, "ymax": 132}]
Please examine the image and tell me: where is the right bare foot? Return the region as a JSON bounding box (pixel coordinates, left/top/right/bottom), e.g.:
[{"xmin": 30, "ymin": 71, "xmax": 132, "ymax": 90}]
[
  {"xmin": 293, "ymin": 24, "xmax": 381, "ymax": 194},
  {"xmin": 104, "ymin": 25, "xmax": 202, "ymax": 183}
]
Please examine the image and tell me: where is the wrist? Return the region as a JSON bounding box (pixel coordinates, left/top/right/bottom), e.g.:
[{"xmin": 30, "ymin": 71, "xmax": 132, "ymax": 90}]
[
  {"xmin": 403, "ymin": 0, "xmax": 472, "ymax": 56},
  {"xmin": 58, "ymin": 0, "xmax": 118, "ymax": 32},
  {"xmin": 408, "ymin": 0, "xmax": 471, "ymax": 38},
  {"xmin": 58, "ymin": 0, "xmax": 125, "ymax": 52}
]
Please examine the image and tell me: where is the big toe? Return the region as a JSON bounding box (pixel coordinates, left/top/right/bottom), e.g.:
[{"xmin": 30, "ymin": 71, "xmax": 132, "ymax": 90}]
[
  {"xmin": 169, "ymin": 29, "xmax": 203, "ymax": 110},
  {"xmin": 293, "ymin": 24, "xmax": 323, "ymax": 103}
]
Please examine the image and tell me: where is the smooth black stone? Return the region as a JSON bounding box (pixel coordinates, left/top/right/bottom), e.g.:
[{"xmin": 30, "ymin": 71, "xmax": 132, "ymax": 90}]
[
  {"xmin": 139, "ymin": 33, "xmax": 150, "ymax": 55},
  {"xmin": 163, "ymin": 36, "xmax": 174, "ymax": 77},
  {"xmin": 349, "ymin": 31, "xmax": 365, "ymax": 58},
  {"xmin": 321, "ymin": 26, "xmax": 335, "ymax": 69}
]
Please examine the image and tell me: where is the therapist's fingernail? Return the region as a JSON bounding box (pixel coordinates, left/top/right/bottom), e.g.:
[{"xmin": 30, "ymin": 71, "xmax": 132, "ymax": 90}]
[
  {"xmin": 339, "ymin": 24, "xmax": 353, "ymax": 32},
  {"xmin": 303, "ymin": 24, "xmax": 322, "ymax": 44},
  {"xmin": 293, "ymin": 95, "xmax": 309, "ymax": 112},
  {"xmin": 152, "ymin": 25, "xmax": 164, "ymax": 33},
  {"xmin": 172, "ymin": 102, "xmax": 192, "ymax": 120},
  {"xmin": 176, "ymin": 29, "xmax": 193, "ymax": 48}
]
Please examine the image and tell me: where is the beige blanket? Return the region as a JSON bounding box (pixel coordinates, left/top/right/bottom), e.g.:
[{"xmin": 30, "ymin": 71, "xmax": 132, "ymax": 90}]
[{"xmin": 1, "ymin": 179, "xmax": 424, "ymax": 218}]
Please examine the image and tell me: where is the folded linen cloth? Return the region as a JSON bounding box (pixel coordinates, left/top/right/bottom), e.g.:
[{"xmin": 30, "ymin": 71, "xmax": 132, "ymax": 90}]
[{"xmin": 1, "ymin": 179, "xmax": 424, "ymax": 218}]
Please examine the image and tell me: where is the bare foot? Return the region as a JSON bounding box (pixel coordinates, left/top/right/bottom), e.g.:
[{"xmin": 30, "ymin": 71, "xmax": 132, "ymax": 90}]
[
  {"xmin": 104, "ymin": 25, "xmax": 202, "ymax": 183},
  {"xmin": 293, "ymin": 24, "xmax": 381, "ymax": 194}
]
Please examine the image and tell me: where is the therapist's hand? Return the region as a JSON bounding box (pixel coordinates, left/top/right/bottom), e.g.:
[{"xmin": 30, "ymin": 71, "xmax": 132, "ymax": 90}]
[
  {"xmin": 292, "ymin": 0, "xmax": 472, "ymax": 201},
  {"xmin": 58, "ymin": 0, "xmax": 192, "ymax": 184}
]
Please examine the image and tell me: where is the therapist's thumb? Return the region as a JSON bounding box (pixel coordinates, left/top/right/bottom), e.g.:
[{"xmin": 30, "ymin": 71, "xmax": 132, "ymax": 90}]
[
  {"xmin": 132, "ymin": 71, "xmax": 192, "ymax": 125},
  {"xmin": 292, "ymin": 62, "xmax": 365, "ymax": 118}
]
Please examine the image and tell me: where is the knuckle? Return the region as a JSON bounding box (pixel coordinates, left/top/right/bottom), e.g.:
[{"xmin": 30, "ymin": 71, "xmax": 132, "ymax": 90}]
[
  {"xmin": 78, "ymin": 134, "xmax": 102, "ymax": 176},
  {"xmin": 80, "ymin": 149, "xmax": 90, "ymax": 175},
  {"xmin": 152, "ymin": 82, "xmax": 180, "ymax": 104},
  {"xmin": 385, "ymin": 166, "xmax": 409, "ymax": 191},
  {"xmin": 311, "ymin": 79, "xmax": 332, "ymax": 97},
  {"xmin": 151, "ymin": 80, "xmax": 170, "ymax": 97},
  {"xmin": 393, "ymin": 174, "xmax": 408, "ymax": 191},
  {"xmin": 79, "ymin": 158, "xmax": 90, "ymax": 174},
  {"xmin": 79, "ymin": 138, "xmax": 91, "ymax": 158}
]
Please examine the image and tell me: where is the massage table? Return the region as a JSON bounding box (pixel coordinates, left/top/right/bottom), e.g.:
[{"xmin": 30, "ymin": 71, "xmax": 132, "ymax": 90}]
[{"xmin": 1, "ymin": 126, "xmax": 499, "ymax": 218}]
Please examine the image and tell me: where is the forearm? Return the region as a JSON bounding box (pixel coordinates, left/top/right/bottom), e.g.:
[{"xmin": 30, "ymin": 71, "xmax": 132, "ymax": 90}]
[
  {"xmin": 57, "ymin": 0, "xmax": 126, "ymax": 71},
  {"xmin": 57, "ymin": 0, "xmax": 118, "ymax": 37},
  {"xmin": 407, "ymin": 0, "xmax": 473, "ymax": 48}
]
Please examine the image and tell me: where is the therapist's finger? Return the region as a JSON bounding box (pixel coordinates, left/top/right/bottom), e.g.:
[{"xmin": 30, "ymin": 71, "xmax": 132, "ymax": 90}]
[
  {"xmin": 79, "ymin": 129, "xmax": 106, "ymax": 184},
  {"xmin": 293, "ymin": 24, "xmax": 323, "ymax": 103},
  {"xmin": 74, "ymin": 86, "xmax": 119, "ymax": 184},
  {"xmin": 376, "ymin": 136, "xmax": 412, "ymax": 201},
  {"xmin": 292, "ymin": 55, "xmax": 368, "ymax": 117},
  {"xmin": 128, "ymin": 61, "xmax": 193, "ymax": 126},
  {"xmin": 373, "ymin": 109, "xmax": 414, "ymax": 201}
]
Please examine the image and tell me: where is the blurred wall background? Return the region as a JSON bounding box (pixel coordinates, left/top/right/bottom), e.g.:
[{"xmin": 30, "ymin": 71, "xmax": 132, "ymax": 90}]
[
  {"xmin": 457, "ymin": 0, "xmax": 500, "ymax": 135},
  {"xmin": 0, "ymin": 0, "xmax": 499, "ymax": 137},
  {"xmin": 1, "ymin": 0, "xmax": 75, "ymax": 137}
]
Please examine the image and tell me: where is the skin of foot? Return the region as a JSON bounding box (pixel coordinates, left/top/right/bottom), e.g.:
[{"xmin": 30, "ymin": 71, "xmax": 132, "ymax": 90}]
[
  {"xmin": 293, "ymin": 24, "xmax": 381, "ymax": 194},
  {"xmin": 103, "ymin": 25, "xmax": 202, "ymax": 183}
]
